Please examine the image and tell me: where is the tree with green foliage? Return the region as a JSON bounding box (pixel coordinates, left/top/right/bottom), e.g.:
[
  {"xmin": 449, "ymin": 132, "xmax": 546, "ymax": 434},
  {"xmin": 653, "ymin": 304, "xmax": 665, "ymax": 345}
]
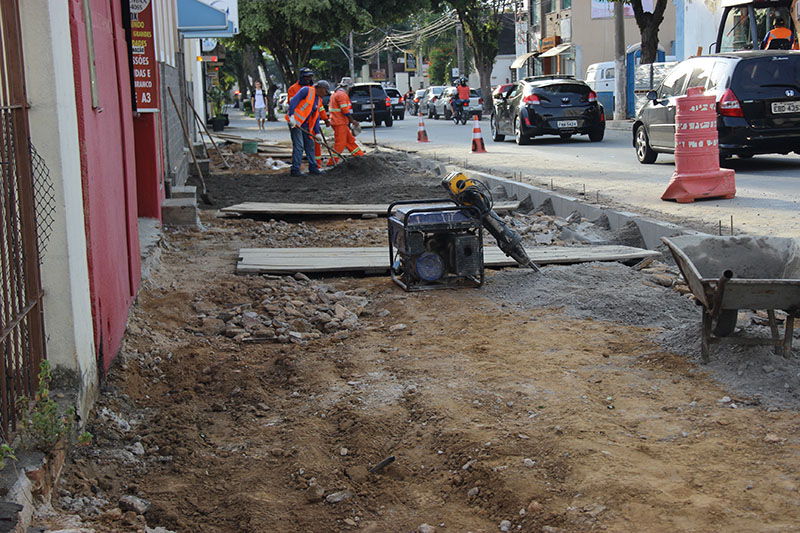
[
  {"xmin": 424, "ymin": 25, "xmax": 473, "ymax": 85},
  {"xmin": 441, "ymin": 0, "xmax": 512, "ymax": 111},
  {"xmin": 238, "ymin": 0, "xmax": 428, "ymax": 86},
  {"xmin": 611, "ymin": 0, "xmax": 669, "ymax": 64}
]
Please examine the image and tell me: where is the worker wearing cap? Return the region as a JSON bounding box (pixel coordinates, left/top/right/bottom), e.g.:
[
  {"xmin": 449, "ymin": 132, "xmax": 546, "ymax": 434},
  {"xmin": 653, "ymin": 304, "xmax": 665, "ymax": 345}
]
[
  {"xmin": 288, "ymin": 67, "xmax": 315, "ymax": 100},
  {"xmin": 286, "ymin": 80, "xmax": 330, "ymax": 176},
  {"xmin": 763, "ymin": 17, "xmax": 795, "ymax": 49},
  {"xmin": 327, "ymin": 77, "xmax": 364, "ymax": 165}
]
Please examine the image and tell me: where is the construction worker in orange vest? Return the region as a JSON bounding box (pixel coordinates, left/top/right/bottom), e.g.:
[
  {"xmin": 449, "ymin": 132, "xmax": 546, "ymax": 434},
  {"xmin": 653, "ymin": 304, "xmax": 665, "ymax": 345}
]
[
  {"xmin": 314, "ymin": 96, "xmax": 332, "ymax": 168},
  {"xmin": 327, "ymin": 77, "xmax": 364, "ymax": 165},
  {"xmin": 286, "ymin": 67, "xmax": 330, "ymax": 167},
  {"xmin": 763, "ymin": 17, "xmax": 795, "ymax": 49},
  {"xmin": 286, "ymin": 80, "xmax": 330, "ymax": 176}
]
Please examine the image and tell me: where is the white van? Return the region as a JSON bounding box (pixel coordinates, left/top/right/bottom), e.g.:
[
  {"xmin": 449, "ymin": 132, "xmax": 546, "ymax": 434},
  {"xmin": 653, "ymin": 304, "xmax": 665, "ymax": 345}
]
[
  {"xmin": 585, "ymin": 61, "xmax": 615, "ymax": 114},
  {"xmin": 585, "ymin": 61, "xmax": 615, "ymax": 92}
]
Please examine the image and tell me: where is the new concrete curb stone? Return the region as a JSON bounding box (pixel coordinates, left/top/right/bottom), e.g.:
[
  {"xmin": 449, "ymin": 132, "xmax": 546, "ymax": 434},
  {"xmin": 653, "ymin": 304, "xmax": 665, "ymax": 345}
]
[{"xmin": 447, "ymin": 166, "xmax": 706, "ymax": 250}]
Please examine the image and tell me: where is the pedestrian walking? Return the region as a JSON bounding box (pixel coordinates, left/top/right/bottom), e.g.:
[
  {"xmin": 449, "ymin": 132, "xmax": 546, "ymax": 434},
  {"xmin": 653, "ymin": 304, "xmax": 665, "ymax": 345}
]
[
  {"xmin": 251, "ymin": 81, "xmax": 268, "ymax": 131},
  {"xmin": 327, "ymin": 77, "xmax": 364, "ymax": 165},
  {"xmin": 286, "ymin": 80, "xmax": 331, "ymax": 176}
]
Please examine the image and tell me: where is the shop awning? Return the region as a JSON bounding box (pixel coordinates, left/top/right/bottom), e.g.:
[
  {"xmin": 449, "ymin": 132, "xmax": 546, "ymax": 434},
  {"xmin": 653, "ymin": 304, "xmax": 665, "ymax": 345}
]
[
  {"xmin": 510, "ymin": 51, "xmax": 540, "ymax": 69},
  {"xmin": 539, "ymin": 43, "xmax": 572, "ymax": 58},
  {"xmin": 180, "ymin": 21, "xmax": 236, "ymax": 38},
  {"xmin": 177, "ymin": 0, "xmax": 228, "ymax": 31}
]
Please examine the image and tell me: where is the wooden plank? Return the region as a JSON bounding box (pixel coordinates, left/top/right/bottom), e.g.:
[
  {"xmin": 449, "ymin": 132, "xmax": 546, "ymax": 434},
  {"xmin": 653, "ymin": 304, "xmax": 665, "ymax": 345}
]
[
  {"xmin": 222, "ymin": 201, "xmax": 521, "ymax": 216},
  {"xmin": 236, "ymin": 245, "xmax": 660, "ymax": 275}
]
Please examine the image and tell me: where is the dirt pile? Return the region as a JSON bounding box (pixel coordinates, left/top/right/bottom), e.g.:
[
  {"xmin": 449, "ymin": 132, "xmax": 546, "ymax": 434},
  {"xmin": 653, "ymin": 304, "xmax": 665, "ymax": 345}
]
[{"xmin": 192, "ymin": 150, "xmax": 445, "ymax": 210}]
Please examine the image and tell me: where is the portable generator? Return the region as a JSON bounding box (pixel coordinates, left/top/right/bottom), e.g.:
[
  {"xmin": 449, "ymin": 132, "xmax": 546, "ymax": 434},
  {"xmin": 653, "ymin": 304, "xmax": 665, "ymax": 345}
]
[{"xmin": 388, "ymin": 199, "xmax": 484, "ymax": 291}]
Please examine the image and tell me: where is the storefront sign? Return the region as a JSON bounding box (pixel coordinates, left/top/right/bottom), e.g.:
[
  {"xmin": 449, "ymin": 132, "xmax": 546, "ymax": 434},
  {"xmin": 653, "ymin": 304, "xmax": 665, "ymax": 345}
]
[{"xmin": 130, "ymin": 0, "xmax": 158, "ymax": 112}]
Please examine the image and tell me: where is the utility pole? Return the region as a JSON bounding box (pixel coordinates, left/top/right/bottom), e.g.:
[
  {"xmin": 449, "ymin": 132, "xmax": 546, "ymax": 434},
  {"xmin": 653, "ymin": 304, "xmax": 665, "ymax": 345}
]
[
  {"xmin": 539, "ymin": 0, "xmax": 548, "ymax": 75},
  {"xmin": 417, "ymin": 43, "xmax": 423, "ymax": 89},
  {"xmin": 456, "ymin": 23, "xmax": 465, "ymax": 77},
  {"xmin": 386, "ymin": 28, "xmax": 394, "ymax": 84},
  {"xmin": 614, "ymin": 1, "xmax": 627, "ymax": 120},
  {"xmin": 349, "ymin": 31, "xmax": 355, "ymax": 80}
]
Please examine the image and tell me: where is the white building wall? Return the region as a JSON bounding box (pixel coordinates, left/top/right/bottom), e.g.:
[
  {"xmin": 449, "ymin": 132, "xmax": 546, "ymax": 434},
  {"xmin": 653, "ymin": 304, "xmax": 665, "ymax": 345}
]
[
  {"xmin": 682, "ymin": 0, "xmax": 721, "ymax": 59},
  {"xmin": 19, "ymin": 0, "xmax": 98, "ymax": 420}
]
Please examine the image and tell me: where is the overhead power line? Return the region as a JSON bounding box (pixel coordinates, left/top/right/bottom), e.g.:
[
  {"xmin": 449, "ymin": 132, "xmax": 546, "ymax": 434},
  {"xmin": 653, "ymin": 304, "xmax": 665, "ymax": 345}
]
[{"xmin": 357, "ymin": 14, "xmax": 459, "ymax": 59}]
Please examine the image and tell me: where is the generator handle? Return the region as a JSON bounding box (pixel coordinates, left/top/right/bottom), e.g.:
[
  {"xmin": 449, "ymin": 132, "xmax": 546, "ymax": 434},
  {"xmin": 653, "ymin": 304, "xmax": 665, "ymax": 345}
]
[{"xmin": 387, "ymin": 198, "xmax": 455, "ymax": 218}]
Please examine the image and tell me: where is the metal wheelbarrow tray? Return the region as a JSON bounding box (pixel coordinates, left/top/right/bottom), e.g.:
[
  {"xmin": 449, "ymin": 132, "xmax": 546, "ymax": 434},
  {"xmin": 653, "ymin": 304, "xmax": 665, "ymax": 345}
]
[{"xmin": 662, "ymin": 235, "xmax": 800, "ymax": 362}]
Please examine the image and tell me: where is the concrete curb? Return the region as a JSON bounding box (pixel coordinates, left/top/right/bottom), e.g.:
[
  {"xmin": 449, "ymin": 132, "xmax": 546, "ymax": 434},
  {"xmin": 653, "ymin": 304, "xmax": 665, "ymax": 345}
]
[{"xmin": 446, "ymin": 166, "xmax": 705, "ymax": 250}]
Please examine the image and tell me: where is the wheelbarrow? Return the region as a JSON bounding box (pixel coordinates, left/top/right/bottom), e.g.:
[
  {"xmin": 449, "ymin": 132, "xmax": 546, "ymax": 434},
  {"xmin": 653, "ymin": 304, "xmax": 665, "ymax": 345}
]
[{"xmin": 662, "ymin": 235, "xmax": 800, "ymax": 362}]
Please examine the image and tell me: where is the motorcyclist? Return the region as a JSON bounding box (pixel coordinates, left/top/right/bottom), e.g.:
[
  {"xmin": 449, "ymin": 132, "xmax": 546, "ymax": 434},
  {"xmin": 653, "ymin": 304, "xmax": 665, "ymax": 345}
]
[{"xmin": 450, "ymin": 76, "xmax": 471, "ymax": 120}]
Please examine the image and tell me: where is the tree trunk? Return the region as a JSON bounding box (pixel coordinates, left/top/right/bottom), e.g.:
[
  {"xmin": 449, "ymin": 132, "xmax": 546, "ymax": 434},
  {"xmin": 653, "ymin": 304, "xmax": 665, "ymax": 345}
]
[
  {"xmin": 475, "ymin": 52, "xmax": 494, "ymax": 113},
  {"xmin": 639, "ymin": 22, "xmax": 660, "ymax": 63},
  {"xmin": 631, "ymin": 0, "xmax": 668, "ymax": 64}
]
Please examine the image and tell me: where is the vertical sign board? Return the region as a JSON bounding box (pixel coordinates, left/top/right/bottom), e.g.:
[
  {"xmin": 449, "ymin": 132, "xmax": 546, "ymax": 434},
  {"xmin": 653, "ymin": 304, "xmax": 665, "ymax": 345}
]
[{"xmin": 130, "ymin": 0, "xmax": 158, "ymax": 112}]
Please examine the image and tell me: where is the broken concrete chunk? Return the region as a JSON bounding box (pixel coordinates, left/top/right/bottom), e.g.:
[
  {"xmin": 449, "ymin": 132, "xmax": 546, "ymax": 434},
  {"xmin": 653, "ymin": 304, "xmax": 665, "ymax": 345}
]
[
  {"xmin": 325, "ymin": 490, "xmax": 352, "ymax": 503},
  {"xmin": 201, "ymin": 318, "xmax": 226, "ymax": 336},
  {"xmin": 119, "ymin": 495, "xmax": 151, "ymax": 515}
]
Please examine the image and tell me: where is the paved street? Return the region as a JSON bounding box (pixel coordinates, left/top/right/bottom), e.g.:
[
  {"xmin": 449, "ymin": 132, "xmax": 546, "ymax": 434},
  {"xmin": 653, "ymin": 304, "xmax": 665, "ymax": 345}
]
[{"xmin": 354, "ymin": 113, "xmax": 800, "ymax": 237}]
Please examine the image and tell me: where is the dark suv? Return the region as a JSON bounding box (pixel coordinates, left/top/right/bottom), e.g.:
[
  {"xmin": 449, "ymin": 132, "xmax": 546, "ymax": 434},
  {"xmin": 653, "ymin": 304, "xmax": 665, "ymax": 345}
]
[
  {"xmin": 633, "ymin": 51, "xmax": 800, "ymax": 163},
  {"xmin": 490, "ymin": 75, "xmax": 605, "ymax": 144},
  {"xmin": 349, "ymin": 83, "xmax": 393, "ymax": 126}
]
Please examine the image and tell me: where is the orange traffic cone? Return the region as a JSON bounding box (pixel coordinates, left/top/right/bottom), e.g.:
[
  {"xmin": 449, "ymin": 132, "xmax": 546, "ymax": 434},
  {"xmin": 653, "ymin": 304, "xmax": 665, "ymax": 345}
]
[
  {"xmin": 417, "ymin": 113, "xmax": 429, "ymax": 143},
  {"xmin": 471, "ymin": 115, "xmax": 487, "ymax": 153}
]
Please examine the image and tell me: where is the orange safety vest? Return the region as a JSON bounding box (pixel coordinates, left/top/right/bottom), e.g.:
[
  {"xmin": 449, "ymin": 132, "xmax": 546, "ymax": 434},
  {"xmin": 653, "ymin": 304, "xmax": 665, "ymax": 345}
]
[
  {"xmin": 285, "ymin": 86, "xmax": 317, "ymax": 125},
  {"xmin": 287, "ymin": 81, "xmax": 302, "ymax": 100},
  {"xmin": 328, "ymin": 89, "xmax": 353, "ymax": 126},
  {"xmin": 765, "ymin": 26, "xmax": 793, "ymax": 47}
]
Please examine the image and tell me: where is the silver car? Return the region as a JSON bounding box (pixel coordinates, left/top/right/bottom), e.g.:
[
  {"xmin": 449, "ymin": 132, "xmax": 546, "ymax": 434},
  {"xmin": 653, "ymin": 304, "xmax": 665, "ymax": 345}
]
[
  {"xmin": 435, "ymin": 87, "xmax": 484, "ymax": 120},
  {"xmin": 421, "ymin": 86, "xmax": 446, "ymax": 118}
]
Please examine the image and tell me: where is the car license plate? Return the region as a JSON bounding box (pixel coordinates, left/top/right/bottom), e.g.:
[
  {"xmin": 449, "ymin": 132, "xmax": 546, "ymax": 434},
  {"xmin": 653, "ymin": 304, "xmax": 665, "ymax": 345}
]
[
  {"xmin": 557, "ymin": 120, "xmax": 578, "ymax": 128},
  {"xmin": 362, "ymin": 104, "xmax": 373, "ymax": 110},
  {"xmin": 771, "ymin": 101, "xmax": 800, "ymax": 114}
]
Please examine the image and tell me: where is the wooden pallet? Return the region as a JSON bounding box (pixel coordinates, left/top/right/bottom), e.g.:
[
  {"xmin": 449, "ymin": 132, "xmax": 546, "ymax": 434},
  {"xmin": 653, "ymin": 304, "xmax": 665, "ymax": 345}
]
[
  {"xmin": 237, "ymin": 245, "xmax": 660, "ymax": 275},
  {"xmin": 222, "ymin": 201, "xmax": 521, "ymax": 216}
]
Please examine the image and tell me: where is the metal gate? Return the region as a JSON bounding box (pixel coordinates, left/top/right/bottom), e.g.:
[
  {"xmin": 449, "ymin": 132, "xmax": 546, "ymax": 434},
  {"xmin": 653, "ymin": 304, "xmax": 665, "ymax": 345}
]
[{"xmin": 0, "ymin": 1, "xmax": 48, "ymax": 440}]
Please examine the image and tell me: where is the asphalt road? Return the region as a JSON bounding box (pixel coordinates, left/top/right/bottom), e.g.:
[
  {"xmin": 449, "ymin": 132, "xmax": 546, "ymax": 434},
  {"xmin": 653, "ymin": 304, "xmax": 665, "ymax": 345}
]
[{"xmin": 362, "ymin": 112, "xmax": 800, "ymax": 237}]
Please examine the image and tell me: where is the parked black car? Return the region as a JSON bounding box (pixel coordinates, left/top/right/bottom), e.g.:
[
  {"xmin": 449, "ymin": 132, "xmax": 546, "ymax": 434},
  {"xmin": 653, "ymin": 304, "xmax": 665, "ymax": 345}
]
[
  {"xmin": 490, "ymin": 75, "xmax": 605, "ymax": 144},
  {"xmin": 349, "ymin": 83, "xmax": 393, "ymax": 126},
  {"xmin": 634, "ymin": 51, "xmax": 800, "ymax": 164},
  {"xmin": 384, "ymin": 87, "xmax": 406, "ymax": 120}
]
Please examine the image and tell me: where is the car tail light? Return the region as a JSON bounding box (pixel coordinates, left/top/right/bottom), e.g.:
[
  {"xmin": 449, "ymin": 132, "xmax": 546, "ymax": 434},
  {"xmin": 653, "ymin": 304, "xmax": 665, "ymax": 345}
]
[
  {"xmin": 400, "ymin": 96, "xmax": 404, "ymax": 102},
  {"xmin": 588, "ymin": 90, "xmax": 597, "ymax": 103},
  {"xmin": 523, "ymin": 94, "xmax": 540, "ymax": 105},
  {"xmin": 414, "ymin": 97, "xmax": 419, "ymax": 102},
  {"xmin": 432, "ymin": 96, "xmax": 438, "ymax": 102},
  {"xmin": 478, "ymin": 97, "xmax": 483, "ymax": 105},
  {"xmin": 385, "ymin": 97, "xmax": 391, "ymax": 107},
  {"xmin": 718, "ymin": 89, "xmax": 743, "ymax": 117}
]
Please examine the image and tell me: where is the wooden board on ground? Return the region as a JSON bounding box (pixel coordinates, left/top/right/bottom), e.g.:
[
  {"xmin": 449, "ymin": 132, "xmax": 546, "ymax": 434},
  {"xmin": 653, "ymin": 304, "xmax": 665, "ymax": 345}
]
[
  {"xmin": 221, "ymin": 201, "xmax": 521, "ymax": 216},
  {"xmin": 210, "ymin": 132, "xmax": 286, "ymax": 147},
  {"xmin": 236, "ymin": 245, "xmax": 660, "ymax": 275}
]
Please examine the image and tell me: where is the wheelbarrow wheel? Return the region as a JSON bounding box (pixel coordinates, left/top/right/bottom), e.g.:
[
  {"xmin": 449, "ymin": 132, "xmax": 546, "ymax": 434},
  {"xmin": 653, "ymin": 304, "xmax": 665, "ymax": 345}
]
[{"xmin": 713, "ymin": 309, "xmax": 738, "ymax": 337}]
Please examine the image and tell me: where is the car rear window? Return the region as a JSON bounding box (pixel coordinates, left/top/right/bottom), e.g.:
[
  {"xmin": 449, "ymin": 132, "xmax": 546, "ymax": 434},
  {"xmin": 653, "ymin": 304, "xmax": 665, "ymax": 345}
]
[
  {"xmin": 534, "ymin": 83, "xmax": 591, "ymax": 96},
  {"xmin": 351, "ymin": 86, "xmax": 386, "ymax": 98},
  {"xmin": 731, "ymin": 56, "xmax": 800, "ymax": 98},
  {"xmin": 385, "ymin": 89, "xmax": 400, "ymax": 97}
]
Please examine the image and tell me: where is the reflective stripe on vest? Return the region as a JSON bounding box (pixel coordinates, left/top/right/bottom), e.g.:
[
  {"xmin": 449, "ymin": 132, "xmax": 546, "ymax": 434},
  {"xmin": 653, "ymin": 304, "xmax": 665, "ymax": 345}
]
[{"xmin": 289, "ymin": 87, "xmax": 317, "ymax": 123}]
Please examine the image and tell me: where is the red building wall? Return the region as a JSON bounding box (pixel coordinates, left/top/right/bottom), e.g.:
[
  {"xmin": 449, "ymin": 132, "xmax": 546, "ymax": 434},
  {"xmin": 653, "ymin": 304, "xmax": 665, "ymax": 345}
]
[{"xmin": 70, "ymin": 0, "xmax": 141, "ymax": 372}]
